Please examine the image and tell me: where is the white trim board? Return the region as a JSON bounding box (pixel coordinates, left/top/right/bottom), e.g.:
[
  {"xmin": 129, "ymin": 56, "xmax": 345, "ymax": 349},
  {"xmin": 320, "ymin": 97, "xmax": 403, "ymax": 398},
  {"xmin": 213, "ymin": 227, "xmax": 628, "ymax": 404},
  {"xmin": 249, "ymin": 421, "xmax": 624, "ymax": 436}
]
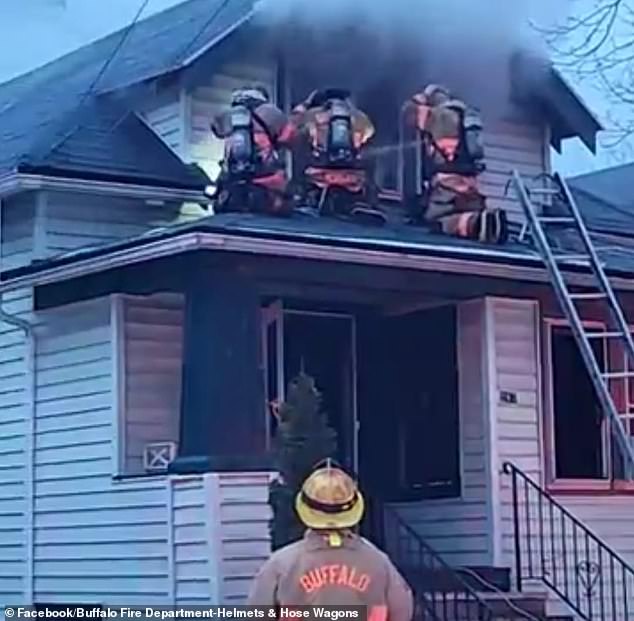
[{"xmin": 6, "ymin": 231, "xmax": 634, "ymax": 297}]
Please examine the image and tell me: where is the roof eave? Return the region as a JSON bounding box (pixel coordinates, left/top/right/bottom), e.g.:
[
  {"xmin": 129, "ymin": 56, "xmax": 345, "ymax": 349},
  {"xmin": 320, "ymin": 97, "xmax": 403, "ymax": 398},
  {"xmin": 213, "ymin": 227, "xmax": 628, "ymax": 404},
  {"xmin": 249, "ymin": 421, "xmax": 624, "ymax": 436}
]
[
  {"xmin": 510, "ymin": 52, "xmax": 602, "ymax": 154},
  {"xmin": 0, "ymin": 170, "xmax": 210, "ymax": 202},
  {"xmin": 4, "ymin": 228, "xmax": 634, "ymax": 297}
]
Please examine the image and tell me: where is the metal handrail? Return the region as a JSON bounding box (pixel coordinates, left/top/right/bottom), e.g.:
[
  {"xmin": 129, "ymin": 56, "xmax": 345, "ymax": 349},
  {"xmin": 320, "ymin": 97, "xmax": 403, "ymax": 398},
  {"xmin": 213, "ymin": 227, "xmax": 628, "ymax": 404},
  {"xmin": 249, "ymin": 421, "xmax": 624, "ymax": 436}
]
[
  {"xmin": 504, "ymin": 461, "xmax": 634, "ymax": 620},
  {"xmin": 379, "ymin": 503, "xmax": 497, "ymax": 621}
]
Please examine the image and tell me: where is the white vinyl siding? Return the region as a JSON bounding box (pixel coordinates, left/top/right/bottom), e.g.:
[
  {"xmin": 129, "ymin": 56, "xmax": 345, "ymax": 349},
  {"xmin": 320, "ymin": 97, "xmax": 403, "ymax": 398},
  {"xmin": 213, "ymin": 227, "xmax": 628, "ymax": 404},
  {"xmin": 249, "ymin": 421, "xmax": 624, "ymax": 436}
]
[
  {"xmin": 43, "ymin": 191, "xmax": 182, "ymax": 256},
  {"xmin": 489, "ymin": 297, "xmax": 634, "ymax": 618},
  {"xmin": 393, "ymin": 298, "xmax": 494, "ymax": 568},
  {"xmin": 0, "ymin": 287, "xmax": 32, "ymax": 604},
  {"xmin": 1, "ymin": 193, "xmax": 36, "ymax": 270},
  {"xmin": 481, "ymin": 119, "xmax": 549, "ymax": 223},
  {"xmin": 117, "ymin": 294, "xmax": 184, "ymax": 476},
  {"xmin": 215, "ymin": 472, "xmax": 272, "ymax": 604},
  {"xmin": 488, "ymin": 298, "xmax": 543, "ymax": 573},
  {"xmin": 25, "ymin": 296, "xmax": 214, "ymax": 606},
  {"xmin": 186, "ymin": 61, "xmax": 277, "ymax": 182},
  {"xmin": 0, "ymin": 193, "xmax": 35, "ymax": 604},
  {"xmin": 140, "ymin": 88, "xmax": 186, "ymax": 159}
]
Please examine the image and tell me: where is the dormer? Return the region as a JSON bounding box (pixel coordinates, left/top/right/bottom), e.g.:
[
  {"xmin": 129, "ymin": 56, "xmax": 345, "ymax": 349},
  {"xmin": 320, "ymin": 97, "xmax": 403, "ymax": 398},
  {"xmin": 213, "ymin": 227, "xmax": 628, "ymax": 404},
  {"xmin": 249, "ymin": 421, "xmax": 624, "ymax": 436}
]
[{"xmin": 133, "ymin": 11, "xmax": 600, "ymax": 222}]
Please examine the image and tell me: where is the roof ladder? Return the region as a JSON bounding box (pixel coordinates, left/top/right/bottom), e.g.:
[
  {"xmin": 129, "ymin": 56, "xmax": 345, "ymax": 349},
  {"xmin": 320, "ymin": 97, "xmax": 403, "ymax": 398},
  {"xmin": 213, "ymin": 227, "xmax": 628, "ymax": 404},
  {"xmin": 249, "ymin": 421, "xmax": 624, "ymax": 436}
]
[{"xmin": 512, "ymin": 169, "xmax": 634, "ymax": 478}]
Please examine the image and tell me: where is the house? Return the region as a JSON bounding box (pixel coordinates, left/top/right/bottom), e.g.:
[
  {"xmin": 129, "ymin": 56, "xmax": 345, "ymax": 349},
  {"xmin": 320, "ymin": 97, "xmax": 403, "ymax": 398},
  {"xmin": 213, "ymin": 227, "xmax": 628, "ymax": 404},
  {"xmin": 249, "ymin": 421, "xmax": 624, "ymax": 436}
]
[{"xmin": 2, "ymin": 0, "xmax": 634, "ymax": 617}]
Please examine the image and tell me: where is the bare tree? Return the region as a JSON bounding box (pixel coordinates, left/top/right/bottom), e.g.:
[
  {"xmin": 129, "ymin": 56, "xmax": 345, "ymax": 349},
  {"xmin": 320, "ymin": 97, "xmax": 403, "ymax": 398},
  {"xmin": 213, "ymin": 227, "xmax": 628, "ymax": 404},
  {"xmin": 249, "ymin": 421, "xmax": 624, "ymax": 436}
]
[{"xmin": 538, "ymin": 0, "xmax": 634, "ymax": 153}]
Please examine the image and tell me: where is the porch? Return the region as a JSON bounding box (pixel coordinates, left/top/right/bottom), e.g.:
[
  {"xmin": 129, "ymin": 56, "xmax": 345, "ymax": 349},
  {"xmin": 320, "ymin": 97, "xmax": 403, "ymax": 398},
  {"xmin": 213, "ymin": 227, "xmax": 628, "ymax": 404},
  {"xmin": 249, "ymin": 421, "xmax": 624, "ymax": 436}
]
[
  {"xmin": 32, "ymin": 243, "xmax": 530, "ymax": 574},
  {"xmin": 19, "ymin": 219, "xmax": 634, "ymax": 616}
]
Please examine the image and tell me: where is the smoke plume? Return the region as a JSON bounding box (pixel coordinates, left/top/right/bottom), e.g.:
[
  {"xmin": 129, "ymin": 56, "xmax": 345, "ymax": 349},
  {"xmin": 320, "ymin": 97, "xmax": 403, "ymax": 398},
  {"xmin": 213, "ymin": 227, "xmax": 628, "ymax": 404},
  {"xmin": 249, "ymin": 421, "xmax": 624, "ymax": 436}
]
[{"xmin": 254, "ymin": 0, "xmax": 566, "ymax": 116}]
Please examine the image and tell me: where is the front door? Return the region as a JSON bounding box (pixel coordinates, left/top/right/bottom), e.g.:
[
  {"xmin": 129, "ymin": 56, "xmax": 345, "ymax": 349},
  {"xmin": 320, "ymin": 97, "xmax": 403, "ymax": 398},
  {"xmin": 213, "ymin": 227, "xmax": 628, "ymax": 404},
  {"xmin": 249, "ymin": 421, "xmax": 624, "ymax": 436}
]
[
  {"xmin": 357, "ymin": 306, "xmax": 461, "ymax": 502},
  {"xmin": 261, "ymin": 302, "xmax": 358, "ymax": 473}
]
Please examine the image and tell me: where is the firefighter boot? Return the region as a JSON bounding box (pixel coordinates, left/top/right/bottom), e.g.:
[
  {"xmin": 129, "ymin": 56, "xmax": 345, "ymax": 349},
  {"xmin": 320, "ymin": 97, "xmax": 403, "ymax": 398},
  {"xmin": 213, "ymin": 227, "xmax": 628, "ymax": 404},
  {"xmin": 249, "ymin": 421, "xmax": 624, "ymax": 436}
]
[
  {"xmin": 348, "ymin": 179, "xmax": 387, "ymax": 227},
  {"xmin": 350, "ymin": 202, "xmax": 387, "ymax": 226},
  {"xmin": 477, "ymin": 208, "xmax": 509, "ymax": 244}
]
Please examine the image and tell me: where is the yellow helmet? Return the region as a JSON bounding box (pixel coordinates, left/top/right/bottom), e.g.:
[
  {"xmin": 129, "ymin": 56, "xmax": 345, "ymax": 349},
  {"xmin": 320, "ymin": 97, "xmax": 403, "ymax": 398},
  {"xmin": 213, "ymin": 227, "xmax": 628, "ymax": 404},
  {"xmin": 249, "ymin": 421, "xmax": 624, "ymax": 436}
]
[{"xmin": 295, "ymin": 459, "xmax": 365, "ymax": 530}]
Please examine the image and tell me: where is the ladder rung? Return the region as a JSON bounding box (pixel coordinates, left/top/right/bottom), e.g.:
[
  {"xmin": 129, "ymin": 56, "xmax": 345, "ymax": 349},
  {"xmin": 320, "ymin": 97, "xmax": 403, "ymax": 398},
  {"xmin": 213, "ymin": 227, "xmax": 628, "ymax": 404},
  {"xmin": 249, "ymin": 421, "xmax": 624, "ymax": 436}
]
[
  {"xmin": 602, "ymin": 372, "xmax": 634, "ymax": 379},
  {"xmin": 570, "ymin": 292, "xmax": 607, "ymax": 300},
  {"xmin": 553, "ymin": 254, "xmax": 591, "ymax": 263},
  {"xmin": 530, "ymin": 188, "xmax": 561, "ymax": 196},
  {"xmin": 586, "ymin": 332, "xmax": 623, "ymax": 339},
  {"xmin": 538, "ymin": 217, "xmax": 575, "ymax": 224}
]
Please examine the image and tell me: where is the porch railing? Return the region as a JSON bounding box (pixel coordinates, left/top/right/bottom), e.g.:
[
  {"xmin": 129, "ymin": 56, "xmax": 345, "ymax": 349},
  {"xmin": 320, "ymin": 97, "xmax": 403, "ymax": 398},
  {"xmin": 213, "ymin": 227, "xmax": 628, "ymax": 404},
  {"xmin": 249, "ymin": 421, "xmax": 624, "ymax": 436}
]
[
  {"xmin": 504, "ymin": 461, "xmax": 634, "ymax": 621},
  {"xmin": 377, "ymin": 502, "xmax": 498, "ymax": 621}
]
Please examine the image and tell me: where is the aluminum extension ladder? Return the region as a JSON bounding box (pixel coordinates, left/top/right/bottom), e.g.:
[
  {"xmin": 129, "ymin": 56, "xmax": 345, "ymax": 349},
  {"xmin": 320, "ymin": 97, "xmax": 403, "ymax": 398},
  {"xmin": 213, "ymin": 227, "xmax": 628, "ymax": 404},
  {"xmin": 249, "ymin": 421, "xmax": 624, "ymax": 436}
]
[{"xmin": 512, "ymin": 169, "xmax": 634, "ymax": 477}]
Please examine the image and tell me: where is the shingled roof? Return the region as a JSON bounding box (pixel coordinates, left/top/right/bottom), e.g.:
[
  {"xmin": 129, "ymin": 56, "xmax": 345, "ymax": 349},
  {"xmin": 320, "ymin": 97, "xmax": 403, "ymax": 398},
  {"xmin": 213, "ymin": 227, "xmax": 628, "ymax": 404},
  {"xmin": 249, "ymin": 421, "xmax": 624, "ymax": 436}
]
[
  {"xmin": 0, "ymin": 0, "xmax": 254, "ymax": 189},
  {"xmin": 567, "ymin": 162, "xmax": 634, "ymax": 239}
]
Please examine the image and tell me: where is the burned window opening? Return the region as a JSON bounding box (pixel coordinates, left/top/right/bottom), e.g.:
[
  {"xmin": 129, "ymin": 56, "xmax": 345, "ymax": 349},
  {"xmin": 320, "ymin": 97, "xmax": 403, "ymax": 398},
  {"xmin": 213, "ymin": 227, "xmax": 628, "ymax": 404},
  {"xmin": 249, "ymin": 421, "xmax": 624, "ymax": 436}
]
[{"xmin": 550, "ymin": 325, "xmax": 608, "ymax": 481}]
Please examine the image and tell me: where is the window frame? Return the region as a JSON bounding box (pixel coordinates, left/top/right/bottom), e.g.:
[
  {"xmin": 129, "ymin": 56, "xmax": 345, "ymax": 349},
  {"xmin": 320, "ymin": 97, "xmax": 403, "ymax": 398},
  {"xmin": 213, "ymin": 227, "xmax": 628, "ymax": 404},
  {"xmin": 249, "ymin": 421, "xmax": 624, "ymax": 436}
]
[
  {"xmin": 543, "ymin": 317, "xmax": 634, "ymax": 494},
  {"xmin": 543, "ymin": 318, "xmax": 612, "ymax": 492}
]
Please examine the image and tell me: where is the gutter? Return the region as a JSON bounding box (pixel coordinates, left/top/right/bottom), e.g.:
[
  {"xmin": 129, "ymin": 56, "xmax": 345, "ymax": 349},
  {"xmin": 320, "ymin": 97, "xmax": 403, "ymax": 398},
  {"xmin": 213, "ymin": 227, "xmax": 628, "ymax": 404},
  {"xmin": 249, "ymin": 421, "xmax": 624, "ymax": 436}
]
[
  {"xmin": 3, "ymin": 230, "xmax": 634, "ymax": 295},
  {"xmin": 0, "ymin": 172, "xmax": 209, "ymax": 203}
]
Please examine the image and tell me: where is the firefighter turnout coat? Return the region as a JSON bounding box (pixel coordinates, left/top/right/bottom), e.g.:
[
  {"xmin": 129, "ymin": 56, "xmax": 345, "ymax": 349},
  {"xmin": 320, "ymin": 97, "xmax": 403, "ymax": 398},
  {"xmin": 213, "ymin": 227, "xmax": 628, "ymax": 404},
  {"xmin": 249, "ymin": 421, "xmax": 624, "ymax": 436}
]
[{"xmin": 247, "ymin": 530, "xmax": 414, "ymax": 621}]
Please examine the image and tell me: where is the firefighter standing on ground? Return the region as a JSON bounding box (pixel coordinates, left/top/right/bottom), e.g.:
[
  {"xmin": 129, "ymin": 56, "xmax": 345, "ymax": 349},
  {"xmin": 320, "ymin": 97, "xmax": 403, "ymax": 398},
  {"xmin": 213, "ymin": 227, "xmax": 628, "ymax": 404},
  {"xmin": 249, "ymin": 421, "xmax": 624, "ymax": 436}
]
[
  {"xmin": 247, "ymin": 460, "xmax": 414, "ymax": 621},
  {"xmin": 402, "ymin": 84, "xmax": 508, "ymax": 244},
  {"xmin": 210, "ymin": 86, "xmax": 295, "ymax": 216}
]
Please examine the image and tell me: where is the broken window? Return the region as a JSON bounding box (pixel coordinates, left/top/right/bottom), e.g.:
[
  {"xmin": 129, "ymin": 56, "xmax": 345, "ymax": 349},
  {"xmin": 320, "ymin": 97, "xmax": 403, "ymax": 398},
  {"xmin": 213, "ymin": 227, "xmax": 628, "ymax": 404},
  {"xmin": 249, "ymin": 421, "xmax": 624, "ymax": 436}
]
[{"xmin": 548, "ymin": 324, "xmax": 608, "ymax": 481}]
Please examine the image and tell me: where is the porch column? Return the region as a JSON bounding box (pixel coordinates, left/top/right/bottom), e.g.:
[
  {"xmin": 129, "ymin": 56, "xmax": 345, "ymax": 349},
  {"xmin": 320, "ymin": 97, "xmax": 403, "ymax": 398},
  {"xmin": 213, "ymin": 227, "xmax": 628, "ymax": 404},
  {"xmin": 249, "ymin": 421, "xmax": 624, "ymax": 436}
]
[{"xmin": 170, "ymin": 267, "xmax": 268, "ymax": 473}]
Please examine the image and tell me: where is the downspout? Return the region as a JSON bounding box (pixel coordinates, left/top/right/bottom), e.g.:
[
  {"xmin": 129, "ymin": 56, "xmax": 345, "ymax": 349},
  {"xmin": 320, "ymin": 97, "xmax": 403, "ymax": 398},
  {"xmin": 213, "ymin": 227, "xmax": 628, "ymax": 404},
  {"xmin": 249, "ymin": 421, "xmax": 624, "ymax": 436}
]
[
  {"xmin": 0, "ymin": 301, "xmax": 35, "ymax": 604},
  {"xmin": 0, "ymin": 199, "xmax": 36, "ymax": 604}
]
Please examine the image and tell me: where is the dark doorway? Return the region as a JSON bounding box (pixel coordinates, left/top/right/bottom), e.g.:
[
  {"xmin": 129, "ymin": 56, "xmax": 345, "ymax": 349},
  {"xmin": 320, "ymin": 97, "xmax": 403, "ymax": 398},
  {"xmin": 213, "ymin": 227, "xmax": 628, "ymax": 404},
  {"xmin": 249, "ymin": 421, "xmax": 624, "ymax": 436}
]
[
  {"xmin": 283, "ymin": 312, "xmax": 356, "ymax": 473},
  {"xmin": 357, "ymin": 305, "xmax": 461, "ymax": 503}
]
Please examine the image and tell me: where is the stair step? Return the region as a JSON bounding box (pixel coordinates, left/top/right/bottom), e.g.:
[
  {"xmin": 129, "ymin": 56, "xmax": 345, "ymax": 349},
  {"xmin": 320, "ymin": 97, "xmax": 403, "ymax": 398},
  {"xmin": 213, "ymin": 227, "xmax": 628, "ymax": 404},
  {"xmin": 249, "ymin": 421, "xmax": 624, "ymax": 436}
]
[
  {"xmin": 424, "ymin": 591, "xmax": 547, "ymax": 620},
  {"xmin": 399, "ymin": 565, "xmax": 511, "ymax": 593}
]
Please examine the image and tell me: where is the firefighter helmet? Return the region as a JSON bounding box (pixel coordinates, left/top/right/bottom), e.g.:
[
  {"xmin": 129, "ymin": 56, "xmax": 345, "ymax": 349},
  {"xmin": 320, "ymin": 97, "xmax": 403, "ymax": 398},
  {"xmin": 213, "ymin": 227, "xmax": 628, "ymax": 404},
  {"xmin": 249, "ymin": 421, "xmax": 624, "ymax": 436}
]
[
  {"xmin": 231, "ymin": 86, "xmax": 269, "ymax": 107},
  {"xmin": 295, "ymin": 459, "xmax": 365, "ymax": 530},
  {"xmin": 423, "ymin": 84, "xmax": 450, "ymax": 105}
]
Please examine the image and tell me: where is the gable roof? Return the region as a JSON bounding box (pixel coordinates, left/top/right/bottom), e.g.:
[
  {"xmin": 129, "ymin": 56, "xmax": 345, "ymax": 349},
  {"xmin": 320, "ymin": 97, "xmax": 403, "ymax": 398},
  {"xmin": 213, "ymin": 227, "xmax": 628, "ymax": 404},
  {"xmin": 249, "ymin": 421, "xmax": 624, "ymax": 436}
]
[
  {"xmin": 0, "ymin": 0, "xmax": 604, "ymax": 192},
  {"xmin": 0, "ymin": 0, "xmax": 254, "ymax": 189},
  {"xmin": 510, "ymin": 52, "xmax": 602, "ymax": 153},
  {"xmin": 569, "ymin": 163, "xmax": 634, "ymax": 236}
]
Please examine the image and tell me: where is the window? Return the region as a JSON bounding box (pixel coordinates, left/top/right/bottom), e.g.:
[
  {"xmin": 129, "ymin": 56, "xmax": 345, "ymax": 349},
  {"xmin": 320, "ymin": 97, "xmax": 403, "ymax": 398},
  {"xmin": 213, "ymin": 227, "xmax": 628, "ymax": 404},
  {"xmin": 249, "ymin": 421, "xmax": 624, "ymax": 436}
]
[
  {"xmin": 358, "ymin": 80, "xmax": 402, "ymax": 195},
  {"xmin": 114, "ymin": 294, "xmax": 184, "ymax": 477},
  {"xmin": 545, "ymin": 321, "xmax": 634, "ymax": 489},
  {"xmin": 548, "ymin": 324, "xmax": 608, "ymax": 482}
]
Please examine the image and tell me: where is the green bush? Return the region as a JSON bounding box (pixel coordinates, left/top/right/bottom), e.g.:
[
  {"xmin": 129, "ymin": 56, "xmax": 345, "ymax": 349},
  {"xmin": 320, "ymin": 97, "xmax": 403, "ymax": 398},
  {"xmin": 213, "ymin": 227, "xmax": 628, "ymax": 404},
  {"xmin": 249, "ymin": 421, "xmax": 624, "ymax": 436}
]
[{"xmin": 268, "ymin": 372, "xmax": 338, "ymax": 550}]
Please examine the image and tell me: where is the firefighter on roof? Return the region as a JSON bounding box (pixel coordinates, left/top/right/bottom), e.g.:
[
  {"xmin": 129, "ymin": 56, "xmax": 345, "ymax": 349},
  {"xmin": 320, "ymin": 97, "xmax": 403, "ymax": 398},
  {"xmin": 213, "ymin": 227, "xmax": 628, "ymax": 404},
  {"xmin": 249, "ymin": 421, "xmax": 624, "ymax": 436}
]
[
  {"xmin": 402, "ymin": 84, "xmax": 509, "ymax": 244},
  {"xmin": 289, "ymin": 88, "xmax": 387, "ymax": 226},
  {"xmin": 210, "ymin": 86, "xmax": 294, "ymax": 216},
  {"xmin": 247, "ymin": 459, "xmax": 414, "ymax": 621}
]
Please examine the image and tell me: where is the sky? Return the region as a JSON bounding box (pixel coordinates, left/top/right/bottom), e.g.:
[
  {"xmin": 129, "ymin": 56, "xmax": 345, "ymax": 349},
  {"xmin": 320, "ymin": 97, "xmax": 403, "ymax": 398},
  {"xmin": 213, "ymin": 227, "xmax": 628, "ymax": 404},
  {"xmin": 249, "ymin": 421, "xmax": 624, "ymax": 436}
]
[{"xmin": 0, "ymin": 0, "xmax": 630, "ymax": 178}]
